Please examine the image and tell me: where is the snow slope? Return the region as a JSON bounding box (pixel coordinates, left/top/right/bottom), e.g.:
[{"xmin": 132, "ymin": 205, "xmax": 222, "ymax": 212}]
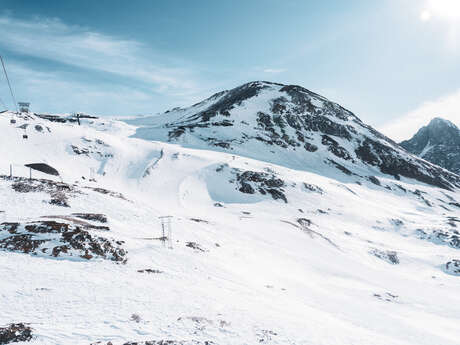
[{"xmin": 0, "ymin": 104, "xmax": 459, "ymax": 345}]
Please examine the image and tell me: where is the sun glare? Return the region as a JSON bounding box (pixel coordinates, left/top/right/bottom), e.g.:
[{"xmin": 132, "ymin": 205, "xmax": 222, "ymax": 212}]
[
  {"xmin": 422, "ymin": 0, "xmax": 460, "ymax": 21},
  {"xmin": 420, "ymin": 10, "xmax": 432, "ymax": 21}
]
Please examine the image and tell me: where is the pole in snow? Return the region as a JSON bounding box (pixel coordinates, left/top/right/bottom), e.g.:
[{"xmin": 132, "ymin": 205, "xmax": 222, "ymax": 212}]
[{"xmin": 158, "ymin": 216, "xmax": 173, "ymax": 249}]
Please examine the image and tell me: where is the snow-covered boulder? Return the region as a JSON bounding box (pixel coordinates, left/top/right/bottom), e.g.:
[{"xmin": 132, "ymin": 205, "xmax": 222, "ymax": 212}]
[{"xmin": 445, "ymin": 260, "xmax": 460, "ymax": 276}]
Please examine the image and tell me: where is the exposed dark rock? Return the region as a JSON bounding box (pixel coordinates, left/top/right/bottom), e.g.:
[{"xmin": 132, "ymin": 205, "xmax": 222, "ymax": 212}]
[
  {"xmin": 369, "ymin": 248, "xmax": 399, "ymax": 264},
  {"xmin": 50, "ymin": 191, "xmax": 70, "ymax": 207},
  {"xmin": 119, "ymin": 340, "xmax": 215, "ymax": 345},
  {"xmin": 185, "ymin": 242, "xmax": 206, "ymax": 252},
  {"xmin": 256, "ymin": 329, "xmax": 278, "ymax": 343},
  {"xmin": 189, "ymin": 218, "xmax": 209, "ymax": 224},
  {"xmin": 297, "ymin": 218, "xmax": 312, "ymax": 228},
  {"xmin": 71, "ymin": 145, "xmax": 90, "ymax": 155},
  {"xmin": 0, "ymin": 221, "xmax": 127, "ymax": 263},
  {"xmin": 373, "ymin": 292, "xmax": 399, "ymax": 302},
  {"xmin": 321, "ymin": 135, "xmax": 352, "ymax": 161},
  {"xmin": 447, "ymin": 216, "xmax": 460, "ymax": 228},
  {"xmin": 327, "ymin": 160, "xmax": 354, "ymax": 176},
  {"xmin": 138, "ymin": 269, "xmax": 163, "ymax": 274},
  {"xmin": 37, "ymin": 113, "xmax": 98, "ymax": 123},
  {"xmin": 234, "ymin": 170, "xmax": 287, "ymax": 202},
  {"xmin": 72, "ymin": 213, "xmax": 108, "ymax": 223},
  {"xmin": 445, "ymin": 259, "xmax": 460, "ymax": 275},
  {"xmin": 41, "ymin": 215, "xmax": 109, "ymax": 231},
  {"xmin": 4, "ymin": 176, "xmax": 77, "ymax": 207},
  {"xmin": 390, "ymin": 219, "xmax": 404, "ymax": 227},
  {"xmin": 37, "ymin": 114, "xmax": 69, "ymax": 123},
  {"xmin": 304, "ymin": 142, "xmax": 318, "ymax": 152},
  {"xmin": 265, "ymin": 188, "xmax": 287, "ymax": 203},
  {"xmin": 239, "ymin": 182, "xmax": 255, "ymax": 194},
  {"xmin": 416, "ymin": 229, "xmax": 460, "ymax": 249},
  {"xmin": 130, "ymin": 314, "xmax": 142, "ymax": 323},
  {"xmin": 0, "ymin": 323, "xmax": 33, "ymax": 344},
  {"xmin": 9, "ymin": 177, "xmax": 74, "ymax": 194},
  {"xmin": 356, "ymin": 138, "xmax": 458, "ymax": 190},
  {"xmin": 302, "ymin": 183, "xmax": 324, "ymax": 194},
  {"xmin": 368, "ymin": 176, "xmax": 381, "ymax": 186}
]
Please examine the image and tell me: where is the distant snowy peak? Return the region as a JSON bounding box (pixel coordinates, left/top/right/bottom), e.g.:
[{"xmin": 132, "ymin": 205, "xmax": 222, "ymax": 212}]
[
  {"xmin": 400, "ymin": 117, "xmax": 460, "ymax": 175},
  {"xmin": 128, "ymin": 81, "xmax": 460, "ymax": 190},
  {"xmin": 429, "ymin": 117, "xmax": 457, "ymax": 128}
]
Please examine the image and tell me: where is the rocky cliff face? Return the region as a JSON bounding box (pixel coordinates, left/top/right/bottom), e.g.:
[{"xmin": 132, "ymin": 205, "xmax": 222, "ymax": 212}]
[
  {"xmin": 130, "ymin": 81, "xmax": 460, "ymax": 190},
  {"xmin": 400, "ymin": 117, "xmax": 460, "ymax": 176}
]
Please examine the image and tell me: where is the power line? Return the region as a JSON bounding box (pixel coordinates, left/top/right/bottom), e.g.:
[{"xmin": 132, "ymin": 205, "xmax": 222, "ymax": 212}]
[
  {"xmin": 0, "ymin": 56, "xmax": 18, "ymax": 113},
  {"xmin": 0, "ymin": 65, "xmax": 8, "ymax": 110}
]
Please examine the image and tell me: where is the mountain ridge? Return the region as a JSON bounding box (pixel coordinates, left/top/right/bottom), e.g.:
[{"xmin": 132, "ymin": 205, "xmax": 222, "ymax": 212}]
[{"xmin": 128, "ymin": 81, "xmax": 460, "ymax": 190}]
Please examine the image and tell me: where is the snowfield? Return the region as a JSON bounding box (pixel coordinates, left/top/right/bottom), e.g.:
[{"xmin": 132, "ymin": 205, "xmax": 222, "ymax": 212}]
[{"xmin": 0, "ymin": 107, "xmax": 459, "ymax": 345}]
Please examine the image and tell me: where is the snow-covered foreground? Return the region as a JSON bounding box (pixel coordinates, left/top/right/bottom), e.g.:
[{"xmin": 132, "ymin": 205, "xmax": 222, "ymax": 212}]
[{"xmin": 0, "ymin": 112, "xmax": 459, "ymax": 345}]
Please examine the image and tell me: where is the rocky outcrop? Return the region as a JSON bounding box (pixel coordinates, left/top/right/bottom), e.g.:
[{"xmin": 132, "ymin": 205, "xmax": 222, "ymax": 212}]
[
  {"xmin": 71, "ymin": 213, "xmax": 108, "ymax": 223},
  {"xmin": 0, "ymin": 323, "xmax": 33, "ymax": 344},
  {"xmin": 235, "ymin": 170, "xmax": 287, "ymax": 203},
  {"xmin": 416, "ymin": 228, "xmax": 460, "ymax": 249},
  {"xmin": 445, "ymin": 259, "xmax": 460, "ymax": 275},
  {"xmin": 3, "ymin": 176, "xmax": 78, "ymax": 207},
  {"xmin": 0, "ymin": 221, "xmax": 127, "ymax": 263},
  {"xmin": 92, "ymin": 341, "xmax": 214, "ymax": 345},
  {"xmin": 369, "ymin": 248, "xmax": 400, "ymax": 264}
]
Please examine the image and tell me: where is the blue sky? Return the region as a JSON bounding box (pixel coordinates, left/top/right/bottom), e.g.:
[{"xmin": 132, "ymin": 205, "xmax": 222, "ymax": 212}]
[{"xmin": 0, "ymin": 0, "xmax": 459, "ymax": 140}]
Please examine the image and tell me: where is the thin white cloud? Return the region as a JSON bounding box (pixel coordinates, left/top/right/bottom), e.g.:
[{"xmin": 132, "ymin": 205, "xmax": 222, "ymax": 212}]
[
  {"xmin": 379, "ymin": 89, "xmax": 460, "ymax": 142},
  {"xmin": 263, "ymin": 68, "xmax": 286, "ymax": 74},
  {"xmin": 0, "ymin": 15, "xmax": 203, "ymax": 96},
  {"xmin": 0, "ymin": 62, "xmax": 158, "ymax": 115}
]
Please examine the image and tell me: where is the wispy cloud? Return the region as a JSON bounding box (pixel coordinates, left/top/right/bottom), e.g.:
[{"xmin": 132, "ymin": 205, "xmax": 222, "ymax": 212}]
[
  {"xmin": 379, "ymin": 88, "xmax": 460, "ymax": 141},
  {"xmin": 0, "ymin": 62, "xmax": 159, "ymax": 115},
  {"xmin": 0, "ymin": 14, "xmax": 210, "ymax": 113},
  {"xmin": 263, "ymin": 68, "xmax": 286, "ymax": 74}
]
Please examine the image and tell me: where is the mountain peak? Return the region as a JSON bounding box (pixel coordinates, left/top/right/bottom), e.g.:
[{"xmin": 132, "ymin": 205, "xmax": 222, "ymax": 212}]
[
  {"xmin": 400, "ymin": 117, "xmax": 460, "ymax": 175},
  {"xmin": 428, "ymin": 117, "xmax": 458, "ymax": 129},
  {"xmin": 129, "ymin": 82, "xmax": 460, "ymax": 190}
]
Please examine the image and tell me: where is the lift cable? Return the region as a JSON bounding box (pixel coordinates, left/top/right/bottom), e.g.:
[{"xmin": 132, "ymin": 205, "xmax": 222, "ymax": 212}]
[{"xmin": 0, "ymin": 56, "xmax": 19, "ymax": 113}]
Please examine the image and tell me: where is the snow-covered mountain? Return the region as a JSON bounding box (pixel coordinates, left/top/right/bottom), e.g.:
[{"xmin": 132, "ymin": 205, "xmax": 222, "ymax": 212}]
[
  {"xmin": 0, "ymin": 83, "xmax": 460, "ymax": 345},
  {"xmin": 400, "ymin": 117, "xmax": 460, "ymax": 175},
  {"xmin": 128, "ymin": 81, "xmax": 460, "ymax": 190}
]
